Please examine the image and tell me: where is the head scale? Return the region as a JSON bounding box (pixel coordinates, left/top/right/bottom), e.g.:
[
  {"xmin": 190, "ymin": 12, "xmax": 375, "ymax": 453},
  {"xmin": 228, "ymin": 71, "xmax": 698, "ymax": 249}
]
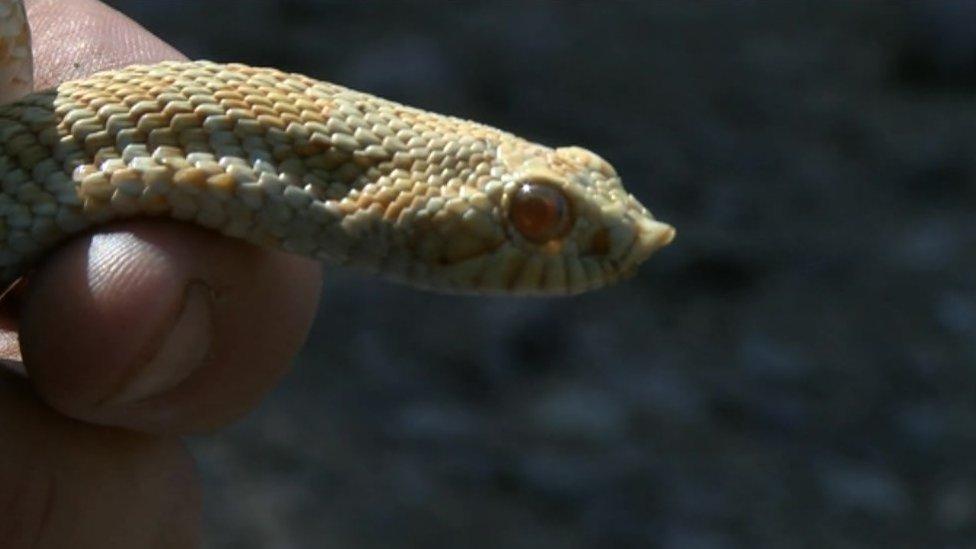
[{"xmin": 352, "ymin": 132, "xmax": 674, "ymax": 295}]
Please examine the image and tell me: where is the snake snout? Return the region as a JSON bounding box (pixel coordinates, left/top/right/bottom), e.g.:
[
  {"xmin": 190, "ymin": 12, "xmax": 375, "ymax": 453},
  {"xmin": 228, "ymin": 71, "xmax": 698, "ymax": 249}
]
[{"xmin": 630, "ymin": 217, "xmax": 676, "ymax": 266}]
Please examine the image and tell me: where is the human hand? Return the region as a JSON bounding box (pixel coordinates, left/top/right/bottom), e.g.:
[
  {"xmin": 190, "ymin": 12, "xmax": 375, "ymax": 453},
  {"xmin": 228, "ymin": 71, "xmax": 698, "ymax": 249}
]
[{"xmin": 1, "ymin": 1, "xmax": 323, "ymax": 546}]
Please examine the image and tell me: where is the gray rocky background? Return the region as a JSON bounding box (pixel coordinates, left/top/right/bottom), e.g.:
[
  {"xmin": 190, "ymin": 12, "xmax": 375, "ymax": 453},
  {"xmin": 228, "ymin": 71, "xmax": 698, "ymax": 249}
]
[{"xmin": 102, "ymin": 1, "xmax": 976, "ymax": 547}]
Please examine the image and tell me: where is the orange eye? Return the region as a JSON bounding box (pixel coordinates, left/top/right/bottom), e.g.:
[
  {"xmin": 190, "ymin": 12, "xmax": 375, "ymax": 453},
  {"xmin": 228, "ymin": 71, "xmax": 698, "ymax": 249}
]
[{"xmin": 508, "ymin": 181, "xmax": 573, "ymax": 243}]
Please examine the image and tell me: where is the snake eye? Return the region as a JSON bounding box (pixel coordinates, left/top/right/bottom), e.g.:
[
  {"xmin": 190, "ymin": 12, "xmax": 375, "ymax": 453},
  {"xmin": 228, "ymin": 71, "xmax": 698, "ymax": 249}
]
[{"xmin": 508, "ymin": 181, "xmax": 573, "ymax": 244}]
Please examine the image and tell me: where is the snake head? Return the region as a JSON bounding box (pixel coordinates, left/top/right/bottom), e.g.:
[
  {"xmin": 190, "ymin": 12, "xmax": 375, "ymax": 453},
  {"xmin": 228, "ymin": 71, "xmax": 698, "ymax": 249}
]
[{"xmin": 398, "ymin": 139, "xmax": 674, "ymax": 295}]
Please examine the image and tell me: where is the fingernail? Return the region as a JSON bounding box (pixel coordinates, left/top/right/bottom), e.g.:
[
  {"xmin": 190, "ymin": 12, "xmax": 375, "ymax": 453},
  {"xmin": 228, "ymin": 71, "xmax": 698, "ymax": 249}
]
[{"xmin": 104, "ymin": 281, "xmax": 214, "ymax": 406}]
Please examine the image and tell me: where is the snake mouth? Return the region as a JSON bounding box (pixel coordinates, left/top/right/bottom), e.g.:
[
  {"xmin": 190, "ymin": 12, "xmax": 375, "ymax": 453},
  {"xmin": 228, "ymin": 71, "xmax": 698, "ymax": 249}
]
[{"xmin": 419, "ymin": 214, "xmax": 675, "ymax": 295}]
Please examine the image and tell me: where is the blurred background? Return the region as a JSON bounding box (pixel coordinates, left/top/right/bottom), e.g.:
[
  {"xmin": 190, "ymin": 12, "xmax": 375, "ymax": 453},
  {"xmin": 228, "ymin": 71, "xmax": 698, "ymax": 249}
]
[{"xmin": 102, "ymin": 1, "xmax": 976, "ymax": 547}]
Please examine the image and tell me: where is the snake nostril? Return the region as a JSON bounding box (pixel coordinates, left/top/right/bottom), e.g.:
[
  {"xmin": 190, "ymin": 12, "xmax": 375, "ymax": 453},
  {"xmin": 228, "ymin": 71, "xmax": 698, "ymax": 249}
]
[{"xmin": 586, "ymin": 228, "xmax": 611, "ymax": 256}]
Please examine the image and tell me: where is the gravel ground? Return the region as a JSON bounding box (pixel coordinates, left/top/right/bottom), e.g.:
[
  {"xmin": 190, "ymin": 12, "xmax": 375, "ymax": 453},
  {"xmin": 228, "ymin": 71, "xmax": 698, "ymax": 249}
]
[{"xmin": 103, "ymin": 2, "xmax": 976, "ymax": 547}]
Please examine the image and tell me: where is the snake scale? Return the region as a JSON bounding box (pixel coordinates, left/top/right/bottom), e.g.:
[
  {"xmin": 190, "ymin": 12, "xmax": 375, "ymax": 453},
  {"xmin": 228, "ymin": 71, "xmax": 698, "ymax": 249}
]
[{"xmin": 0, "ymin": 0, "xmax": 673, "ymax": 295}]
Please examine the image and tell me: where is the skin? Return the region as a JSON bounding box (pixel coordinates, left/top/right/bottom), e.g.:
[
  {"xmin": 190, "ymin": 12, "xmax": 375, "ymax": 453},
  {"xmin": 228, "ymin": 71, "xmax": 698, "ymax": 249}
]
[{"xmin": 0, "ymin": 1, "xmax": 324, "ymax": 546}]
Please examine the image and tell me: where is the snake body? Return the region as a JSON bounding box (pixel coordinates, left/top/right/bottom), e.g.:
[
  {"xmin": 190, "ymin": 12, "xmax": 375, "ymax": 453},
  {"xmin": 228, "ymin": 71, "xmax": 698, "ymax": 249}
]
[{"xmin": 0, "ymin": 1, "xmax": 673, "ymax": 295}]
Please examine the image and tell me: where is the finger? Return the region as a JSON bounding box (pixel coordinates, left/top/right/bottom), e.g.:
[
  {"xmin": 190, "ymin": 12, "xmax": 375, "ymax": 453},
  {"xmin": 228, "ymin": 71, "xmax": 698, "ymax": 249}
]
[
  {"xmin": 11, "ymin": 0, "xmax": 325, "ymax": 433},
  {"xmin": 25, "ymin": 0, "xmax": 186, "ymax": 90},
  {"xmin": 0, "ymin": 0, "xmax": 185, "ymax": 342},
  {"xmin": 20, "ymin": 220, "xmax": 323, "ymax": 433},
  {"xmin": 0, "ymin": 369, "xmax": 200, "ymax": 547},
  {"xmin": 0, "ymin": 0, "xmax": 179, "ymax": 355}
]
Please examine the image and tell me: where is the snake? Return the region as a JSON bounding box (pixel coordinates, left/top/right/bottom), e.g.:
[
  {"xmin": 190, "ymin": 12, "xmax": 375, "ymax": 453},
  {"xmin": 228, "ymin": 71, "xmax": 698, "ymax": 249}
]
[{"xmin": 0, "ymin": 0, "xmax": 673, "ymax": 295}]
